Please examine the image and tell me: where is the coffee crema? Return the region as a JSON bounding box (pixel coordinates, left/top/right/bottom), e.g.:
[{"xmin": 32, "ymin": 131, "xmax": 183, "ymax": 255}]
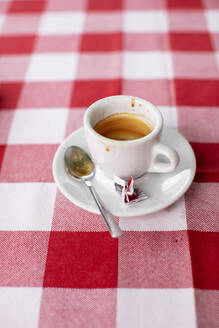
[{"xmin": 93, "ymin": 113, "xmax": 152, "ymax": 141}]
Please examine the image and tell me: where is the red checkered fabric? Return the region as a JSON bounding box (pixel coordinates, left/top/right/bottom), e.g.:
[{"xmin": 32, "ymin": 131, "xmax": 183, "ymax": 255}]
[{"xmin": 0, "ymin": 0, "xmax": 219, "ymax": 327}]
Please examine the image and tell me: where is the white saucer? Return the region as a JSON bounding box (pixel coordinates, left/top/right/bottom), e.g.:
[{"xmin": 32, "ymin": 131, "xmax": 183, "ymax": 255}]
[{"xmin": 53, "ymin": 127, "xmax": 196, "ymax": 217}]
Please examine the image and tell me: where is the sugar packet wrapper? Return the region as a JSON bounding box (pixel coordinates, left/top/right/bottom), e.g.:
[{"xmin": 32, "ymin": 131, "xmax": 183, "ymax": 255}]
[{"xmin": 114, "ymin": 175, "xmax": 148, "ymax": 205}]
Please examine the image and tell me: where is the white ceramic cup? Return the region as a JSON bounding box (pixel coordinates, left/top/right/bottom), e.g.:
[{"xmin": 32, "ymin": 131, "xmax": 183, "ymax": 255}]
[{"xmin": 83, "ymin": 95, "xmax": 179, "ymax": 180}]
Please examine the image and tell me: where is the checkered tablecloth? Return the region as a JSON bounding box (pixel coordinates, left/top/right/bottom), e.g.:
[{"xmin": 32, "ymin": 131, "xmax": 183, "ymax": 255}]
[{"xmin": 0, "ymin": 0, "xmax": 219, "ymax": 327}]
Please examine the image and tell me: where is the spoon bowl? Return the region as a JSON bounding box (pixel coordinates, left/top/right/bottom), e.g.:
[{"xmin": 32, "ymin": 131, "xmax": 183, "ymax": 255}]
[{"xmin": 64, "ymin": 146, "xmax": 95, "ymax": 180}]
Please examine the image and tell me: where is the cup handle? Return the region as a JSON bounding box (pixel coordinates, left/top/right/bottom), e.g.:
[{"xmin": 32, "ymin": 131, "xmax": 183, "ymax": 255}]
[{"xmin": 148, "ymin": 141, "xmax": 179, "ymax": 173}]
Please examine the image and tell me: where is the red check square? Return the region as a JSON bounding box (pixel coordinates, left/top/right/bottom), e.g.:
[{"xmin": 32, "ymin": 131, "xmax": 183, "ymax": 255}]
[
  {"xmin": 194, "ymin": 172, "xmax": 219, "ymax": 182},
  {"xmin": 0, "ymin": 82, "xmax": 23, "ymax": 109},
  {"xmin": 191, "ymin": 143, "xmax": 219, "ymax": 173},
  {"xmin": 118, "ymin": 231, "xmax": 193, "ymax": 288},
  {"xmin": 9, "ymin": 0, "xmax": 45, "ymax": 13},
  {"xmin": 0, "ymin": 145, "xmax": 6, "ymax": 172},
  {"xmin": 170, "ymin": 33, "xmax": 213, "ymax": 51},
  {"xmin": 167, "ymin": 0, "xmax": 203, "ymax": 9},
  {"xmin": 191, "ymin": 143, "xmax": 219, "ymax": 182},
  {"xmin": 44, "ymin": 232, "xmax": 118, "ymax": 288},
  {"xmin": 80, "ymin": 33, "xmax": 122, "ymax": 52},
  {"xmin": 0, "ymin": 231, "xmax": 49, "ymax": 286},
  {"xmin": 88, "ymin": 0, "xmax": 122, "ymax": 10},
  {"xmin": 71, "ymin": 80, "xmax": 121, "ymax": 107},
  {"xmin": 188, "ymin": 231, "xmax": 219, "ymax": 289},
  {"xmin": 175, "ymin": 79, "xmax": 219, "ymax": 106},
  {"xmin": 0, "ymin": 36, "xmax": 36, "ymax": 55}
]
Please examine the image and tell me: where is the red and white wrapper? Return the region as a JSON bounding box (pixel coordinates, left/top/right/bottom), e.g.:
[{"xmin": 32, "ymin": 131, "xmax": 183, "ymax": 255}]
[{"xmin": 114, "ymin": 176, "xmax": 148, "ymax": 205}]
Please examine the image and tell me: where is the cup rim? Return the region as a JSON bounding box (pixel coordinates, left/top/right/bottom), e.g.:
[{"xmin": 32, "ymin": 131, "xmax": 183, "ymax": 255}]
[{"xmin": 83, "ymin": 95, "xmax": 163, "ymax": 145}]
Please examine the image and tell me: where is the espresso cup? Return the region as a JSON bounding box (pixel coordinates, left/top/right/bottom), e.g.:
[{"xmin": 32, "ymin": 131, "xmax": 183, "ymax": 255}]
[{"xmin": 83, "ymin": 95, "xmax": 179, "ymax": 180}]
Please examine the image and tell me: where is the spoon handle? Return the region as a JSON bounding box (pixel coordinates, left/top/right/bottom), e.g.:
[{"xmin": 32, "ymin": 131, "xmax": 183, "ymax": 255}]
[{"xmin": 84, "ymin": 180, "xmax": 123, "ymax": 238}]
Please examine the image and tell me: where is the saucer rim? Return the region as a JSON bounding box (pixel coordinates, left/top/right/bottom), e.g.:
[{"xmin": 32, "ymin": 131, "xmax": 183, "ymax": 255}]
[{"xmin": 53, "ymin": 127, "xmax": 196, "ymax": 217}]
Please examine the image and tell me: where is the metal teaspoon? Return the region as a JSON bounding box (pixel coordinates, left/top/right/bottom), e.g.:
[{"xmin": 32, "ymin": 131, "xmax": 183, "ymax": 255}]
[{"xmin": 64, "ymin": 146, "xmax": 123, "ymax": 238}]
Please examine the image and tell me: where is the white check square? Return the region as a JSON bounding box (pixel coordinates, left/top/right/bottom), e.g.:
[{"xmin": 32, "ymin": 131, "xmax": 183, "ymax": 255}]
[
  {"xmin": 119, "ymin": 197, "xmax": 186, "ymax": 231},
  {"xmin": 123, "ymin": 51, "xmax": 173, "ymax": 79},
  {"xmin": 158, "ymin": 106, "xmax": 178, "ymax": 127},
  {"xmin": 0, "ymin": 183, "xmax": 56, "ymax": 231},
  {"xmin": 26, "ymin": 54, "xmax": 78, "ymax": 82},
  {"xmin": 205, "ymin": 10, "xmax": 219, "ymax": 32},
  {"xmin": 215, "ymin": 52, "xmax": 219, "ymax": 69},
  {"xmin": 8, "ymin": 109, "xmax": 68, "ymax": 144},
  {"xmin": 117, "ymin": 288, "xmax": 196, "ymax": 328},
  {"xmin": 123, "ymin": 10, "xmax": 168, "ymax": 32},
  {"xmin": 0, "ymin": 14, "xmax": 5, "ymax": 33},
  {"xmin": 39, "ymin": 12, "xmax": 85, "ymax": 34},
  {"xmin": 0, "ymin": 287, "xmax": 42, "ymax": 328}
]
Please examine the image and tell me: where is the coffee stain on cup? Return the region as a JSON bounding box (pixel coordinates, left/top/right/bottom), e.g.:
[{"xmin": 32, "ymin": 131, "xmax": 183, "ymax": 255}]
[
  {"xmin": 131, "ymin": 97, "xmax": 135, "ymax": 108},
  {"xmin": 105, "ymin": 147, "xmax": 110, "ymax": 152}
]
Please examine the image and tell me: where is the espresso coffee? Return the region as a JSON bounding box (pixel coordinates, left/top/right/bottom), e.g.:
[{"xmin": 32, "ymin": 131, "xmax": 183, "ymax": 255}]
[{"xmin": 93, "ymin": 113, "xmax": 152, "ymax": 140}]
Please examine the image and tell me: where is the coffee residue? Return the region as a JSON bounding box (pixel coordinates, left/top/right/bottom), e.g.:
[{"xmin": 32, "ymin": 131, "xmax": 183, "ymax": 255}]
[
  {"xmin": 131, "ymin": 97, "xmax": 135, "ymax": 107},
  {"xmin": 93, "ymin": 113, "xmax": 152, "ymax": 141}
]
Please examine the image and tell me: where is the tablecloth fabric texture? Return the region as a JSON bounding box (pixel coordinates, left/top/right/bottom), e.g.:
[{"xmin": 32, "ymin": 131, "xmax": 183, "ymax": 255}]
[{"xmin": 0, "ymin": 0, "xmax": 219, "ymax": 327}]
